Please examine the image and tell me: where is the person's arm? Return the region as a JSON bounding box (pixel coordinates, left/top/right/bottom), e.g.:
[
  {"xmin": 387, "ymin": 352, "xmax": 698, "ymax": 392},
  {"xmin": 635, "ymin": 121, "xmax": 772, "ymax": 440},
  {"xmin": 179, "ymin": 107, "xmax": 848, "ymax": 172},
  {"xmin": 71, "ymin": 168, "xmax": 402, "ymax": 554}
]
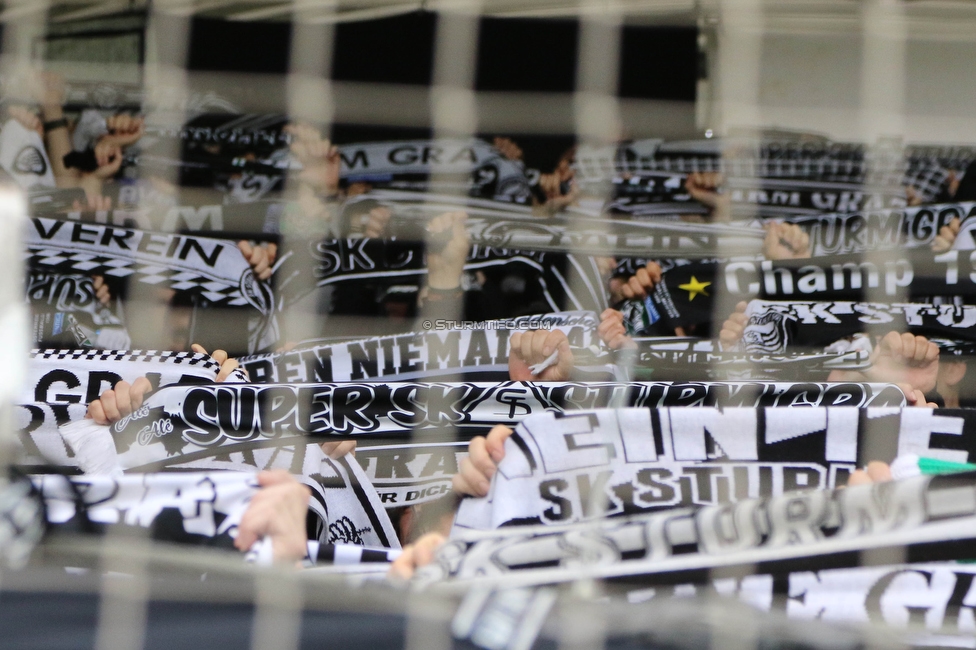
[
  {"xmin": 284, "ymin": 122, "xmax": 341, "ymax": 196},
  {"xmin": 684, "ymin": 172, "xmax": 730, "ymax": 222},
  {"xmin": 34, "ymin": 72, "xmax": 75, "ymax": 185},
  {"xmin": 419, "ymin": 211, "xmax": 470, "ymax": 319},
  {"xmin": 390, "ymin": 424, "xmax": 516, "ymax": 579}
]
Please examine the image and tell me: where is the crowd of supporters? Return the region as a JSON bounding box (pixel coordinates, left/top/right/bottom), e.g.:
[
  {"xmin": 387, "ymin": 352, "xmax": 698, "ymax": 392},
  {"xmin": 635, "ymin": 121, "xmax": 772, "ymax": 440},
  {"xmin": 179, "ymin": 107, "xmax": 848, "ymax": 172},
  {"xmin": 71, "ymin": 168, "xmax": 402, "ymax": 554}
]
[{"xmin": 6, "ymin": 67, "xmax": 976, "ymax": 640}]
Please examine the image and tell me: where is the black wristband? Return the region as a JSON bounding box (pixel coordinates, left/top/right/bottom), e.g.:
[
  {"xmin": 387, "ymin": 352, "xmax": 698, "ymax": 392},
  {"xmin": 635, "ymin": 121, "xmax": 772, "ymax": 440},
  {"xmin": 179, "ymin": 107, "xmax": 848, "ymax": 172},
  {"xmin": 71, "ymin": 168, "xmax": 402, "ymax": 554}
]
[{"xmin": 43, "ymin": 118, "xmax": 68, "ymax": 133}]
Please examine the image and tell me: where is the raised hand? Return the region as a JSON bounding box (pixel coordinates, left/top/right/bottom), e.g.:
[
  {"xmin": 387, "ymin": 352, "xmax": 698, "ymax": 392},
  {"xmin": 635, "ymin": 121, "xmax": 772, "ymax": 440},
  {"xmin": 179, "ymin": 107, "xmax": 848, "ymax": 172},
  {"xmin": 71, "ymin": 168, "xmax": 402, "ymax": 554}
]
[
  {"xmin": 285, "ymin": 122, "xmax": 340, "ymax": 194},
  {"xmin": 619, "ymin": 262, "xmax": 663, "ymax": 301},
  {"xmin": 191, "ymin": 343, "xmax": 246, "ymax": 382},
  {"xmin": 864, "ymin": 331, "xmax": 940, "ymax": 394},
  {"xmin": 932, "ymin": 217, "xmax": 961, "ymax": 253},
  {"xmin": 718, "ymin": 301, "xmax": 749, "ymax": 351},
  {"xmin": 103, "ymin": 114, "xmax": 145, "ymax": 148},
  {"xmin": 388, "ymin": 532, "xmax": 446, "ymax": 580},
  {"xmin": 237, "ymin": 241, "xmax": 278, "ymax": 281},
  {"xmin": 597, "ymin": 308, "xmax": 636, "ymax": 350},
  {"xmin": 91, "ymin": 140, "xmax": 123, "ymax": 179},
  {"xmin": 452, "ymin": 425, "xmax": 514, "ymax": 498},
  {"xmin": 234, "ymin": 470, "xmax": 311, "ymax": 564},
  {"xmin": 685, "ymin": 171, "xmax": 730, "ymax": 220},
  {"xmin": 763, "ymin": 221, "xmax": 811, "ymax": 260},
  {"xmin": 86, "ymin": 377, "xmax": 153, "ymax": 425},
  {"xmin": 508, "ymin": 329, "xmax": 574, "ymax": 381},
  {"xmin": 425, "ymin": 211, "xmax": 470, "ymax": 290}
]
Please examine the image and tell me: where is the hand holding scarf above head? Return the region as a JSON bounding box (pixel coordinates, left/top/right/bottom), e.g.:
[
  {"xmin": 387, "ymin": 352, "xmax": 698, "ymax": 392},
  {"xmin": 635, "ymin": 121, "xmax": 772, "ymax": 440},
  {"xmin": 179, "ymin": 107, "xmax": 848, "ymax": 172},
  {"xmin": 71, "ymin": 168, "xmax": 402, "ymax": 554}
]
[
  {"xmin": 33, "ymin": 467, "xmax": 398, "ymax": 561},
  {"xmin": 25, "ymin": 216, "xmax": 274, "ymax": 311},
  {"xmin": 423, "ymin": 468, "xmax": 976, "ymax": 592},
  {"xmin": 337, "ymin": 139, "xmax": 535, "ymax": 204},
  {"xmin": 238, "ymin": 311, "xmax": 614, "ymax": 384},
  {"xmin": 450, "ymin": 405, "xmax": 976, "ymax": 533}
]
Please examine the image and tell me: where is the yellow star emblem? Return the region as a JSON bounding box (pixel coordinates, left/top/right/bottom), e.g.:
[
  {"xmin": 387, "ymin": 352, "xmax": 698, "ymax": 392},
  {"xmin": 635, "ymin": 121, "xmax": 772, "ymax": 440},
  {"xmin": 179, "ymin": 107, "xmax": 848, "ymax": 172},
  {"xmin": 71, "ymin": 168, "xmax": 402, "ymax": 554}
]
[{"xmin": 678, "ymin": 275, "xmax": 711, "ymax": 301}]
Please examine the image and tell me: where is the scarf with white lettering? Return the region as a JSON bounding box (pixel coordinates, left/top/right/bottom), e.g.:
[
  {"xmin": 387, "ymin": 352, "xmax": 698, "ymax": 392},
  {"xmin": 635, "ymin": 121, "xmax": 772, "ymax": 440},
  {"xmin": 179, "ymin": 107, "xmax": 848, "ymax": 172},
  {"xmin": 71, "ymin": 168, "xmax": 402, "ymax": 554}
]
[
  {"xmin": 577, "ymin": 138, "xmax": 949, "ymax": 197},
  {"xmin": 452, "ymin": 406, "xmax": 975, "ymax": 532},
  {"xmin": 624, "ymin": 338, "xmax": 871, "ymax": 382},
  {"xmin": 618, "ymin": 562, "xmax": 976, "ymax": 640},
  {"xmin": 780, "ymin": 202, "xmax": 976, "ymax": 256},
  {"xmin": 737, "ymin": 301, "xmax": 976, "ymax": 354},
  {"xmin": 238, "ymin": 311, "xmax": 609, "ymax": 383},
  {"xmin": 25, "ymin": 216, "xmax": 279, "ymax": 352},
  {"xmin": 353, "ymin": 382, "xmax": 904, "ymax": 509},
  {"xmin": 338, "ymin": 140, "xmax": 535, "ymax": 204},
  {"xmin": 18, "ymin": 380, "xmax": 901, "ymax": 498},
  {"xmin": 421, "ymin": 469, "xmax": 976, "ymax": 591},
  {"xmin": 620, "ymin": 251, "xmax": 976, "ymax": 337},
  {"xmin": 25, "ymin": 217, "xmax": 271, "ymax": 311},
  {"xmin": 25, "ymin": 347, "xmax": 248, "ymax": 407},
  {"xmin": 26, "ymin": 271, "xmax": 131, "ymax": 349},
  {"xmin": 608, "ymin": 176, "xmax": 911, "ymax": 219},
  {"xmin": 34, "ymin": 464, "xmax": 398, "ymax": 550},
  {"xmin": 15, "ymin": 348, "xmax": 247, "ymax": 467}
]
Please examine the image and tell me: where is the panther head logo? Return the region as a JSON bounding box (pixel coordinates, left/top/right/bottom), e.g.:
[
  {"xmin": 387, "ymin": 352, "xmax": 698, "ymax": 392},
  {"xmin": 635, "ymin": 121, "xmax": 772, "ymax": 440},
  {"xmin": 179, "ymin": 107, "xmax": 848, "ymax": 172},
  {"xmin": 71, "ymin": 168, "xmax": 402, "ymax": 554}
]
[
  {"xmin": 742, "ymin": 309, "xmax": 791, "ymax": 354},
  {"xmin": 13, "ymin": 146, "xmax": 47, "ymax": 176}
]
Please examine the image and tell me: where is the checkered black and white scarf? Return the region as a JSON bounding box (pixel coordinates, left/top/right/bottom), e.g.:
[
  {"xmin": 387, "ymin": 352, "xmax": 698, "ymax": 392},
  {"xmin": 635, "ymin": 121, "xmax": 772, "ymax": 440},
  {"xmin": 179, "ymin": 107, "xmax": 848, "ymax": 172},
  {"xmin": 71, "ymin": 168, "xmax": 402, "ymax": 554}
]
[{"xmin": 25, "ymin": 217, "xmax": 272, "ymax": 311}]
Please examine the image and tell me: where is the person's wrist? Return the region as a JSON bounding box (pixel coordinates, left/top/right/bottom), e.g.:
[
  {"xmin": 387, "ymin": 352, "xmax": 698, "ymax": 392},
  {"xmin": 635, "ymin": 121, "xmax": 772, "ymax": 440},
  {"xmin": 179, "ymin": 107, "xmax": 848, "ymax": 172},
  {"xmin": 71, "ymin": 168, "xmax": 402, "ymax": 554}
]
[
  {"xmin": 43, "ymin": 117, "xmax": 68, "ymax": 133},
  {"xmin": 426, "ymin": 270, "xmax": 461, "ymax": 292},
  {"xmin": 40, "ymin": 104, "xmax": 64, "ymax": 120}
]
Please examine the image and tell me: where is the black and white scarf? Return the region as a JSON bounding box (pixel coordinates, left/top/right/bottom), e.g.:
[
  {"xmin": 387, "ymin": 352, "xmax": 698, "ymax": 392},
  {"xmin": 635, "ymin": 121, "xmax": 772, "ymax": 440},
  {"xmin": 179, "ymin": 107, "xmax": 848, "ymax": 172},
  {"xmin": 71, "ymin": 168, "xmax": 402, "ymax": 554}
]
[
  {"xmin": 34, "ymin": 465, "xmax": 398, "ymax": 551},
  {"xmin": 780, "ymin": 202, "xmax": 976, "ymax": 256},
  {"xmin": 452, "ymin": 405, "xmax": 976, "ymax": 530},
  {"xmin": 627, "ymin": 338, "xmax": 872, "ymax": 381},
  {"xmin": 577, "ymin": 138, "xmax": 948, "ymax": 196},
  {"xmin": 25, "ymin": 217, "xmax": 272, "ymax": 312},
  {"xmin": 18, "ymin": 379, "xmax": 901, "ymax": 505},
  {"xmin": 621, "ymin": 562, "xmax": 976, "ymax": 640},
  {"xmin": 16, "ymin": 348, "xmax": 249, "ymax": 468},
  {"xmin": 27, "ymin": 271, "xmax": 130, "ymax": 350},
  {"xmin": 347, "ymin": 380, "xmax": 903, "ymax": 508},
  {"xmin": 422, "ymin": 469, "xmax": 976, "ymax": 591},
  {"xmin": 620, "ymin": 251, "xmax": 976, "ymax": 337},
  {"xmin": 25, "ymin": 216, "xmax": 279, "ymax": 352},
  {"xmin": 737, "ymin": 300, "xmax": 976, "ymax": 354},
  {"xmin": 607, "ymin": 176, "xmax": 911, "ymax": 219},
  {"xmin": 338, "ymin": 140, "xmax": 535, "ymax": 204},
  {"xmin": 719, "ymin": 251, "xmax": 976, "ymax": 303},
  {"xmin": 25, "ymin": 347, "xmax": 247, "ymax": 406},
  {"xmin": 238, "ymin": 311, "xmax": 608, "ymax": 383}
]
